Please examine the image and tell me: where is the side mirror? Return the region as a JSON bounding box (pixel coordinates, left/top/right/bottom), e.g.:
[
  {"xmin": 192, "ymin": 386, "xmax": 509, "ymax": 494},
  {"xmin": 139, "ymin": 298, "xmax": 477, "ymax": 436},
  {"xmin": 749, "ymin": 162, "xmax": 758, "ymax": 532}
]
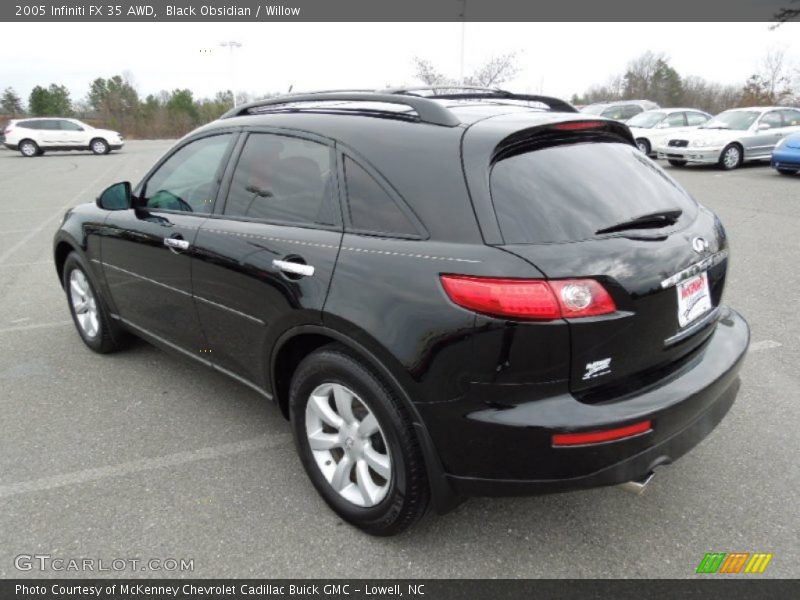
[
  {"xmin": 97, "ymin": 181, "xmax": 132, "ymax": 210},
  {"xmin": 758, "ymin": 123, "xmax": 771, "ymax": 131}
]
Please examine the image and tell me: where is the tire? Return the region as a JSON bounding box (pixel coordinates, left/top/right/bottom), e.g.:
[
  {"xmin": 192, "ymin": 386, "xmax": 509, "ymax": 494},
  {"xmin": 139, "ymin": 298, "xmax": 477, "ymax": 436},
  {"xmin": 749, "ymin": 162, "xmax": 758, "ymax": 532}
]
[
  {"xmin": 777, "ymin": 168, "xmax": 798, "ymax": 175},
  {"xmin": 719, "ymin": 144, "xmax": 743, "ymax": 170},
  {"xmin": 636, "ymin": 139, "xmax": 651, "ymax": 155},
  {"xmin": 90, "ymin": 138, "xmax": 110, "ymax": 155},
  {"xmin": 62, "ymin": 252, "xmax": 129, "ymax": 353},
  {"xmin": 19, "ymin": 139, "xmax": 39, "ymax": 157},
  {"xmin": 289, "ymin": 345, "xmax": 429, "ymax": 536},
  {"xmin": 668, "ymin": 159, "xmax": 687, "ymax": 167}
]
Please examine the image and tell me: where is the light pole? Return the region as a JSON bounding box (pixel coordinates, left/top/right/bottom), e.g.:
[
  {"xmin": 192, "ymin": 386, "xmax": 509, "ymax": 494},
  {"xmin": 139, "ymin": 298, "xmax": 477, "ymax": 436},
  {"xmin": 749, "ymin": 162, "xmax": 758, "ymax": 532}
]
[
  {"xmin": 457, "ymin": 0, "xmax": 467, "ymax": 85},
  {"xmin": 220, "ymin": 40, "xmax": 242, "ymax": 107}
]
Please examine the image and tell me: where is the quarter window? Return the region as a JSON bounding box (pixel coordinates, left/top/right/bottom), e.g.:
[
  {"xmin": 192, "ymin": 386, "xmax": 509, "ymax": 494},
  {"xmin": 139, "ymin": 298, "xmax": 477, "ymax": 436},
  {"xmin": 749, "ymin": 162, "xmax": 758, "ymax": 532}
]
[
  {"xmin": 344, "ymin": 157, "xmax": 417, "ymax": 236},
  {"xmin": 141, "ymin": 134, "xmax": 233, "ymax": 213},
  {"xmin": 223, "ymin": 133, "xmax": 337, "ymax": 227}
]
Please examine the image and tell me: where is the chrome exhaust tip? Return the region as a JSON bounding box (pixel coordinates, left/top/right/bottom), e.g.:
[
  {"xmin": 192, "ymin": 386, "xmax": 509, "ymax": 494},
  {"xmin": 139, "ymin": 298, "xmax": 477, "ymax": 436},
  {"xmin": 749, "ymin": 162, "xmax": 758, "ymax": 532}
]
[{"xmin": 619, "ymin": 471, "xmax": 655, "ymax": 495}]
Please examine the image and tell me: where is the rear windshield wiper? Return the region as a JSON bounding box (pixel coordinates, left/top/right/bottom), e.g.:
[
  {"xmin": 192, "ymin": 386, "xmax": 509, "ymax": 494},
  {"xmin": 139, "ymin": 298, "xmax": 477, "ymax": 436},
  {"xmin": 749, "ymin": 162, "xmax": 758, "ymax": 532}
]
[{"xmin": 595, "ymin": 209, "xmax": 683, "ymax": 235}]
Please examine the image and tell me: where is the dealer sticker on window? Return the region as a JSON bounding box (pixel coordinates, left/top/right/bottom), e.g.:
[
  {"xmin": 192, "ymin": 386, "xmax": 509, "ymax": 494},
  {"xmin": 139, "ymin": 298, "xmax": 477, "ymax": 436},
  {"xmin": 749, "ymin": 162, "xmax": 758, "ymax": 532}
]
[{"xmin": 677, "ymin": 271, "xmax": 712, "ymax": 327}]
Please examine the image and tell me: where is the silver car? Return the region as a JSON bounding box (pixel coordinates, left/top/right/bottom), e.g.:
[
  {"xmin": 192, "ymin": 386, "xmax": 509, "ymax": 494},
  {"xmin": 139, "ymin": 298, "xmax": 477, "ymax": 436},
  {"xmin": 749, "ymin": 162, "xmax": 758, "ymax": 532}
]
[{"xmin": 656, "ymin": 106, "xmax": 800, "ymax": 170}]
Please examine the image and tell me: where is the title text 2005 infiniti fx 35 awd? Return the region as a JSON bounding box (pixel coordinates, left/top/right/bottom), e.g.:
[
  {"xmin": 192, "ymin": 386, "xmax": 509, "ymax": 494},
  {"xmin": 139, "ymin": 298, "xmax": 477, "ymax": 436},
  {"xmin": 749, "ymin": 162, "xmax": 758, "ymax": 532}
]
[{"xmin": 54, "ymin": 89, "xmax": 749, "ymax": 535}]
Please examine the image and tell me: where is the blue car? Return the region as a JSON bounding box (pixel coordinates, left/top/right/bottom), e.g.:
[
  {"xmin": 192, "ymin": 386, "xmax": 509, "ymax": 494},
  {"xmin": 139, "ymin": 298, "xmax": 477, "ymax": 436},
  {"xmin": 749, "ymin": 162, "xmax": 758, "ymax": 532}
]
[{"xmin": 772, "ymin": 132, "xmax": 800, "ymax": 175}]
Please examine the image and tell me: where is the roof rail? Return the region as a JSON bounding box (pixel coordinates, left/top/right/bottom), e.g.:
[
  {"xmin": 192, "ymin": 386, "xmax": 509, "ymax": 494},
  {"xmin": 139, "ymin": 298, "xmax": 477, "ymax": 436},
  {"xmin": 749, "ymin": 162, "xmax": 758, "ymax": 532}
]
[
  {"xmin": 221, "ymin": 92, "xmax": 461, "ymax": 127},
  {"xmin": 386, "ymin": 87, "xmax": 577, "ymax": 113}
]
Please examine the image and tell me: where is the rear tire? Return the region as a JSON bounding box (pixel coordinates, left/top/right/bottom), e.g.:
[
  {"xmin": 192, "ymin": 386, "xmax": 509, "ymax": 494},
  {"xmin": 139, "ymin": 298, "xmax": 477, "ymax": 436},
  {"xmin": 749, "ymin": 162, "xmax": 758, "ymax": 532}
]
[
  {"xmin": 90, "ymin": 138, "xmax": 110, "ymax": 155},
  {"xmin": 668, "ymin": 159, "xmax": 687, "ymax": 167},
  {"xmin": 636, "ymin": 139, "xmax": 651, "ymax": 155},
  {"xmin": 289, "ymin": 345, "xmax": 429, "ymax": 536},
  {"xmin": 19, "ymin": 139, "xmax": 39, "ymax": 157},
  {"xmin": 63, "ymin": 252, "xmax": 129, "ymax": 353}
]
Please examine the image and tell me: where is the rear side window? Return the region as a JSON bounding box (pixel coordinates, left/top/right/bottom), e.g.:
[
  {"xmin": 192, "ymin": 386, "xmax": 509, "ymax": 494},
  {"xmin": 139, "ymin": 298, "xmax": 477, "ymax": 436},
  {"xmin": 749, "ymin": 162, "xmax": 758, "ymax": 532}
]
[
  {"xmin": 490, "ymin": 142, "xmax": 697, "ymax": 244},
  {"xmin": 17, "ymin": 120, "xmax": 37, "ymax": 129},
  {"xmin": 344, "ymin": 157, "xmax": 417, "ymax": 236},
  {"xmin": 224, "ymin": 133, "xmax": 337, "ymax": 227}
]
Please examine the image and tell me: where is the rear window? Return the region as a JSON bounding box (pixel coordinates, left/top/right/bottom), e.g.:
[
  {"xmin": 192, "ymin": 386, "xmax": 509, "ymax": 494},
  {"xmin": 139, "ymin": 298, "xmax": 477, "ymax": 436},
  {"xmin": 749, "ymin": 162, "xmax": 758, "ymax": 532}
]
[{"xmin": 490, "ymin": 142, "xmax": 697, "ymax": 244}]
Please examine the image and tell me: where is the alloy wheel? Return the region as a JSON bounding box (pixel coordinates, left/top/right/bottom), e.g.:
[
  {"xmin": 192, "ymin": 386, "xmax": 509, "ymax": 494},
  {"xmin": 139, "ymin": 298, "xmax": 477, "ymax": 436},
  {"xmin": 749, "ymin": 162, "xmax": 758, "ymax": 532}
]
[
  {"xmin": 305, "ymin": 382, "xmax": 392, "ymax": 507},
  {"xmin": 21, "ymin": 142, "xmax": 37, "ymax": 157},
  {"xmin": 69, "ymin": 269, "xmax": 100, "ymax": 338},
  {"xmin": 723, "ymin": 146, "xmax": 740, "ymax": 169}
]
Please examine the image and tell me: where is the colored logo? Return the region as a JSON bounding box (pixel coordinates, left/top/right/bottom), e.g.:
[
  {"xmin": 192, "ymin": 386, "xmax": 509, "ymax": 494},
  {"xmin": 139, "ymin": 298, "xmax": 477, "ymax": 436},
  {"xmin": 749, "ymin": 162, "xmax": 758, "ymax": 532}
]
[{"xmin": 696, "ymin": 552, "xmax": 773, "ymax": 574}]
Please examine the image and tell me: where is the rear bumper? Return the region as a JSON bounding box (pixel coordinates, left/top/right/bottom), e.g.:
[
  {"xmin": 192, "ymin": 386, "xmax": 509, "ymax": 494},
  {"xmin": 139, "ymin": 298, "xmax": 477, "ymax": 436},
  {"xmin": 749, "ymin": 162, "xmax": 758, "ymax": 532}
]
[
  {"xmin": 4, "ymin": 143, "xmax": 18, "ymax": 151},
  {"xmin": 657, "ymin": 147, "xmax": 722, "ymax": 164},
  {"xmin": 419, "ymin": 307, "xmax": 749, "ymax": 496}
]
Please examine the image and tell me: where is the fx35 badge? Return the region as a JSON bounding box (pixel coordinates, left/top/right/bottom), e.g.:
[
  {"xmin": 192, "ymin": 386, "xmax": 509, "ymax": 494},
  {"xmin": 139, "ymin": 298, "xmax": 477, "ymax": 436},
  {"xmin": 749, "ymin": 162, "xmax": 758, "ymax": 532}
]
[{"xmin": 583, "ymin": 358, "xmax": 612, "ymax": 380}]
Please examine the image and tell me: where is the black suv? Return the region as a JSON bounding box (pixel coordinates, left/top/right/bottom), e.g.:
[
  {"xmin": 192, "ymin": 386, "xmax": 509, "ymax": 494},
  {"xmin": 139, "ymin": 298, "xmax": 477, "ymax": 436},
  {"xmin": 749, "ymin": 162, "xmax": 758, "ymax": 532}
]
[{"xmin": 54, "ymin": 88, "xmax": 749, "ymax": 535}]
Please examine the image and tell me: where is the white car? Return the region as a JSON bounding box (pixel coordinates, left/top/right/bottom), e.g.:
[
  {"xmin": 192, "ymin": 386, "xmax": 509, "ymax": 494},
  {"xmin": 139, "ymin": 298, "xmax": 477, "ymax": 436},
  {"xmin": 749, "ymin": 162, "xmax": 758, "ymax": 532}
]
[
  {"xmin": 656, "ymin": 107, "xmax": 800, "ymax": 170},
  {"xmin": 627, "ymin": 108, "xmax": 711, "ymax": 156},
  {"xmin": 3, "ymin": 117, "xmax": 124, "ymax": 157}
]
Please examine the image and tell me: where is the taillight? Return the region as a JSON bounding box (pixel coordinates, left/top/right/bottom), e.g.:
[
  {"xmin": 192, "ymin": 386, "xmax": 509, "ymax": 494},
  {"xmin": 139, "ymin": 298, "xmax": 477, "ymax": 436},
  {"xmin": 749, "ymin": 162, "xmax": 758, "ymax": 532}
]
[
  {"xmin": 3, "ymin": 126, "xmax": 11, "ymax": 134},
  {"xmin": 440, "ymin": 275, "xmax": 616, "ymax": 321}
]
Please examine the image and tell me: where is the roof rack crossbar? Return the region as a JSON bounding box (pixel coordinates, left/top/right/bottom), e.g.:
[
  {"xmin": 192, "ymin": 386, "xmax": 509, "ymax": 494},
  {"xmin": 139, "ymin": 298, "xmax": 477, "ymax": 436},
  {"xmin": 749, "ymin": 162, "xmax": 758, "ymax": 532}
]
[
  {"xmin": 389, "ymin": 89, "xmax": 577, "ymax": 113},
  {"xmin": 221, "ymin": 92, "xmax": 461, "ymax": 126}
]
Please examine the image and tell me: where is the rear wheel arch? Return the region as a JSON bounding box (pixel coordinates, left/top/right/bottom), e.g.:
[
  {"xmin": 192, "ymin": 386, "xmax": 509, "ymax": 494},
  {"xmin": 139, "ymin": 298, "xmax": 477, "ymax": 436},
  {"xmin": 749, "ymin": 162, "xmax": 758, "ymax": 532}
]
[{"xmin": 270, "ymin": 324, "xmax": 461, "ymax": 514}]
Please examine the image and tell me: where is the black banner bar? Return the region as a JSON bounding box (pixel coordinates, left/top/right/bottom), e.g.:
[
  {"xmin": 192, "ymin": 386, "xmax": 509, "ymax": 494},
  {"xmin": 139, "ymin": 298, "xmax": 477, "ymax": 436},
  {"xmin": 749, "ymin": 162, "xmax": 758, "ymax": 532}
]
[
  {"xmin": 1, "ymin": 0, "xmax": 794, "ymax": 22},
  {"xmin": 2, "ymin": 579, "xmax": 799, "ymax": 600}
]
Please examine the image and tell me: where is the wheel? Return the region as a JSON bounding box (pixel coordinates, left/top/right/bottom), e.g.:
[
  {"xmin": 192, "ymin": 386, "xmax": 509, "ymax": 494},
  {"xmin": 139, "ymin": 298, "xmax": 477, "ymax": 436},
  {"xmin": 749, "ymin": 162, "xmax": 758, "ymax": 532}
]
[
  {"xmin": 19, "ymin": 139, "xmax": 39, "ymax": 157},
  {"xmin": 63, "ymin": 252, "xmax": 129, "ymax": 353},
  {"xmin": 289, "ymin": 345, "xmax": 429, "ymax": 536},
  {"xmin": 668, "ymin": 159, "xmax": 687, "ymax": 167},
  {"xmin": 90, "ymin": 138, "xmax": 110, "ymax": 155},
  {"xmin": 719, "ymin": 144, "xmax": 742, "ymax": 170},
  {"xmin": 777, "ymin": 168, "xmax": 798, "ymax": 175},
  {"xmin": 636, "ymin": 139, "xmax": 651, "ymax": 155}
]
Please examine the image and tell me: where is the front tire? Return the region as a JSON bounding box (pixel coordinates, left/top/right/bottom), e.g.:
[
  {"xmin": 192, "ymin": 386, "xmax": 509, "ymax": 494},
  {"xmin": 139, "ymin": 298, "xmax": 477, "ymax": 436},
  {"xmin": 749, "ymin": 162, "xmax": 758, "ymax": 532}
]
[
  {"xmin": 63, "ymin": 252, "xmax": 129, "ymax": 353},
  {"xmin": 90, "ymin": 138, "xmax": 110, "ymax": 155},
  {"xmin": 289, "ymin": 345, "xmax": 429, "ymax": 536},
  {"xmin": 719, "ymin": 144, "xmax": 743, "ymax": 170},
  {"xmin": 19, "ymin": 139, "xmax": 39, "ymax": 157}
]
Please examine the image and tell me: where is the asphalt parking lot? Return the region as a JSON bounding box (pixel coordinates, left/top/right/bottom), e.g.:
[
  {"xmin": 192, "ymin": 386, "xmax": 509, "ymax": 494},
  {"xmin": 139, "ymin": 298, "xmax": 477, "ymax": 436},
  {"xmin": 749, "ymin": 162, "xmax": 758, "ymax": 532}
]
[{"xmin": 0, "ymin": 141, "xmax": 797, "ymax": 578}]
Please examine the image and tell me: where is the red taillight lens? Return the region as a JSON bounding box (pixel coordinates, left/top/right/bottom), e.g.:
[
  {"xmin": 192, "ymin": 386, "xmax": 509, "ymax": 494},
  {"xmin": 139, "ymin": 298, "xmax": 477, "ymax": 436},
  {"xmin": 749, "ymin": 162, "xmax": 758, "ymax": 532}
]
[
  {"xmin": 551, "ymin": 120, "xmax": 606, "ymax": 131},
  {"xmin": 552, "ymin": 420, "xmax": 652, "ymax": 447},
  {"xmin": 440, "ymin": 275, "xmax": 616, "ymax": 321}
]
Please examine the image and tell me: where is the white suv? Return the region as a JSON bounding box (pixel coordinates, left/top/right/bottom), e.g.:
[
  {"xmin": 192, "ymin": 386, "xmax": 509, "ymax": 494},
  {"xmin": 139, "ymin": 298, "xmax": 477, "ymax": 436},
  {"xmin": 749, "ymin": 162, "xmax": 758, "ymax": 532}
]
[{"xmin": 3, "ymin": 118, "xmax": 124, "ymax": 157}]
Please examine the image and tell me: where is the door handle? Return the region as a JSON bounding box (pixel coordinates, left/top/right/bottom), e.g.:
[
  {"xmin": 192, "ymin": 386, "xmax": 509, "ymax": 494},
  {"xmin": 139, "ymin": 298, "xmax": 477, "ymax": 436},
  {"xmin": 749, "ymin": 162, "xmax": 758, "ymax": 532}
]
[
  {"xmin": 164, "ymin": 237, "xmax": 190, "ymax": 251},
  {"xmin": 273, "ymin": 259, "xmax": 315, "ymax": 277}
]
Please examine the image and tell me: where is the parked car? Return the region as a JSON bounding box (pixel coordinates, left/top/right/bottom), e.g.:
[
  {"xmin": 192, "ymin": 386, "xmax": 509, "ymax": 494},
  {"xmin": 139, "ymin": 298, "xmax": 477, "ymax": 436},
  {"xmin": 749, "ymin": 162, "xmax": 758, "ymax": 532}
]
[
  {"xmin": 4, "ymin": 117, "xmax": 123, "ymax": 157},
  {"xmin": 627, "ymin": 108, "xmax": 711, "ymax": 155},
  {"xmin": 580, "ymin": 100, "xmax": 659, "ymax": 121},
  {"xmin": 656, "ymin": 107, "xmax": 800, "ymax": 170},
  {"xmin": 771, "ymin": 131, "xmax": 800, "ymax": 175},
  {"xmin": 53, "ymin": 88, "xmax": 749, "ymax": 535}
]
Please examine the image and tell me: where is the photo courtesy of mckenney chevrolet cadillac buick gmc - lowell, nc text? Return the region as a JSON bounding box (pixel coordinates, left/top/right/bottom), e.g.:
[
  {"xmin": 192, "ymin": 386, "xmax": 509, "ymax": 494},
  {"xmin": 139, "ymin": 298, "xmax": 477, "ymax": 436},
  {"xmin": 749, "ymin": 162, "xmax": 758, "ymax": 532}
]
[{"xmin": 52, "ymin": 88, "xmax": 749, "ymax": 535}]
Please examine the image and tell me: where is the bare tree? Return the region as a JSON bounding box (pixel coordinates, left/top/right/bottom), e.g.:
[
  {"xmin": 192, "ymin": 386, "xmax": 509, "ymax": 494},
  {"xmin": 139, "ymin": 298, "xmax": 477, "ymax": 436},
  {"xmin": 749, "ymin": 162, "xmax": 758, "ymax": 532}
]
[
  {"xmin": 411, "ymin": 52, "xmax": 521, "ymax": 90},
  {"xmin": 774, "ymin": 0, "xmax": 800, "ymax": 25}
]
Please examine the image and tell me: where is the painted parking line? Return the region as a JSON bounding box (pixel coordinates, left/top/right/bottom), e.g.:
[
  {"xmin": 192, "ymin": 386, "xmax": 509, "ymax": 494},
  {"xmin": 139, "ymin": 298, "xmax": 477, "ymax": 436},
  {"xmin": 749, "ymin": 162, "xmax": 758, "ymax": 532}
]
[
  {"xmin": 0, "ymin": 434, "xmax": 292, "ymax": 500},
  {"xmin": 749, "ymin": 340, "xmax": 783, "ymax": 352},
  {"xmin": 0, "ymin": 321, "xmax": 71, "ymax": 334}
]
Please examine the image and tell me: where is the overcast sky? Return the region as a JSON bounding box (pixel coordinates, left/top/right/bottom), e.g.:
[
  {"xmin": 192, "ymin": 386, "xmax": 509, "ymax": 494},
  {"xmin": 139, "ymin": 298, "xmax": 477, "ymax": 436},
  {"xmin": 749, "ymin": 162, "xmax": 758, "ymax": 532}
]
[{"xmin": 2, "ymin": 22, "xmax": 798, "ymax": 103}]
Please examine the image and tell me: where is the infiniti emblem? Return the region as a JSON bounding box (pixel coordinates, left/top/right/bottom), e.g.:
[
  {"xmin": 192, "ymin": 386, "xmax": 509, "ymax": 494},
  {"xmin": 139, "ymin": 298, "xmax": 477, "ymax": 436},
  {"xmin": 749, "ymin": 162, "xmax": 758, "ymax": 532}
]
[{"xmin": 692, "ymin": 237, "xmax": 709, "ymax": 253}]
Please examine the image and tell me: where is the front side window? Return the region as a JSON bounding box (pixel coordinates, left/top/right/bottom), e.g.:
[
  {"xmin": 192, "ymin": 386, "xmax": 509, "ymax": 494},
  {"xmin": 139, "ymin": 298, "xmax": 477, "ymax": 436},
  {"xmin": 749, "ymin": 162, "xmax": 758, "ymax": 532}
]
[
  {"xmin": 344, "ymin": 157, "xmax": 417, "ymax": 236},
  {"xmin": 141, "ymin": 134, "xmax": 233, "ymax": 213},
  {"xmin": 59, "ymin": 120, "xmax": 84, "ymax": 131},
  {"xmin": 627, "ymin": 111, "xmax": 665, "ymax": 128},
  {"xmin": 686, "ymin": 112, "xmax": 709, "ymax": 126},
  {"xmin": 665, "ymin": 112, "xmax": 687, "ymax": 127},
  {"xmin": 223, "ymin": 133, "xmax": 337, "ymax": 227},
  {"xmin": 701, "ymin": 111, "xmax": 758, "ymax": 131},
  {"xmin": 760, "ymin": 111, "xmax": 783, "ymax": 129},
  {"xmin": 490, "ymin": 142, "xmax": 697, "ymax": 244}
]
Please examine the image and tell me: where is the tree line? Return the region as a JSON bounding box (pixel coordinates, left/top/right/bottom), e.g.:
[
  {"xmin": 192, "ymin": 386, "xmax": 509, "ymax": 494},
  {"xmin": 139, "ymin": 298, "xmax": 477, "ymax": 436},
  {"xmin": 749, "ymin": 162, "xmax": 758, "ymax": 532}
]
[
  {"xmin": 2, "ymin": 49, "xmax": 797, "ymax": 139},
  {"xmin": 0, "ymin": 75, "xmax": 276, "ymax": 138},
  {"xmin": 570, "ymin": 50, "xmax": 798, "ymax": 113}
]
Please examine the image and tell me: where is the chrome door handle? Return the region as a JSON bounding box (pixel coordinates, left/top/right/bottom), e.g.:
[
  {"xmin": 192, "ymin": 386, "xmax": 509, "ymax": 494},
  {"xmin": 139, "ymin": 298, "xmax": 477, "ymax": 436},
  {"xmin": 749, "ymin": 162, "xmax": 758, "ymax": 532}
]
[
  {"xmin": 272, "ymin": 259, "xmax": 314, "ymax": 277},
  {"xmin": 164, "ymin": 237, "xmax": 190, "ymax": 251}
]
